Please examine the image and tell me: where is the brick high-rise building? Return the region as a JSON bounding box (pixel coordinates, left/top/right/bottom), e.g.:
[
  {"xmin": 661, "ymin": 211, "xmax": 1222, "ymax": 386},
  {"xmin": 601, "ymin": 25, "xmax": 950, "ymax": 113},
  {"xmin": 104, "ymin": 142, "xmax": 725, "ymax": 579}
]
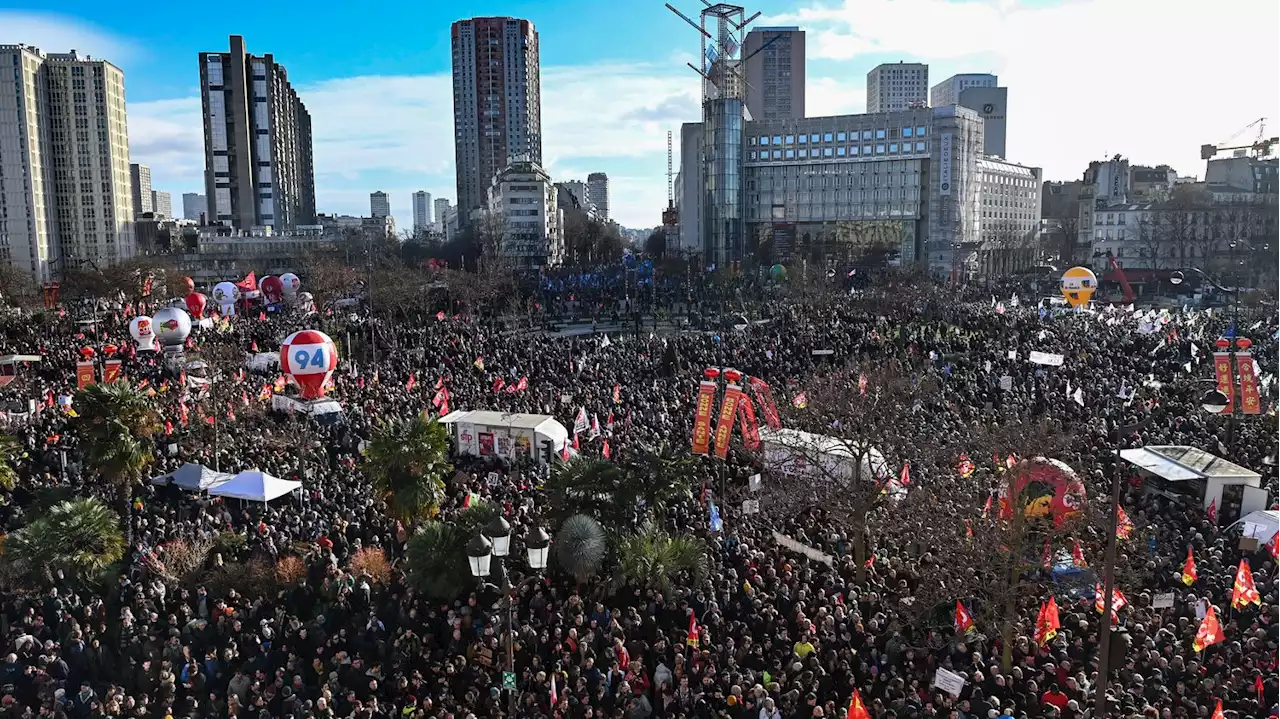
[
  {"xmin": 199, "ymin": 35, "xmax": 316, "ymax": 231},
  {"xmin": 451, "ymin": 17, "xmax": 542, "ymax": 227}
]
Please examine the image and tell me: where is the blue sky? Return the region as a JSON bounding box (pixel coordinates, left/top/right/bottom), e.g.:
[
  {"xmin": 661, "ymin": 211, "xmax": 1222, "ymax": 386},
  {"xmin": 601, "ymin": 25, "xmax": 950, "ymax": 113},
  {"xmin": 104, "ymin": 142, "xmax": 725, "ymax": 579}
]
[{"xmin": 3, "ymin": 0, "xmax": 1276, "ymax": 227}]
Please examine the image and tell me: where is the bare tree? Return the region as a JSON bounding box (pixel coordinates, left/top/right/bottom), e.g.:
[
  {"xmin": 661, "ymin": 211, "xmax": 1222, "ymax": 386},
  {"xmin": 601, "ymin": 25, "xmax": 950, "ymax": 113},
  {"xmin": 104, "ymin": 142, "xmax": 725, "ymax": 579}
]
[{"xmin": 753, "ymin": 367, "xmax": 943, "ymax": 585}]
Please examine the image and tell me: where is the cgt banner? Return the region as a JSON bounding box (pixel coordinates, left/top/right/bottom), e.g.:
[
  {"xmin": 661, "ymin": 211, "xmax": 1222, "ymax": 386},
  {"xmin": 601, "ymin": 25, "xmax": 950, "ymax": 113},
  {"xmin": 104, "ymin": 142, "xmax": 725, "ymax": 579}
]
[
  {"xmin": 76, "ymin": 361, "xmax": 96, "ymax": 389},
  {"xmin": 1213, "ymin": 353, "xmax": 1236, "ymax": 415},
  {"xmin": 713, "ymin": 370, "xmax": 744, "ymax": 459},
  {"xmin": 103, "ymin": 359, "xmax": 123, "ymax": 384},
  {"xmin": 691, "ymin": 370, "xmax": 719, "ymax": 456},
  {"xmin": 748, "ymin": 376, "xmax": 782, "ymax": 429},
  {"xmin": 738, "ymin": 395, "xmax": 761, "ymax": 450}
]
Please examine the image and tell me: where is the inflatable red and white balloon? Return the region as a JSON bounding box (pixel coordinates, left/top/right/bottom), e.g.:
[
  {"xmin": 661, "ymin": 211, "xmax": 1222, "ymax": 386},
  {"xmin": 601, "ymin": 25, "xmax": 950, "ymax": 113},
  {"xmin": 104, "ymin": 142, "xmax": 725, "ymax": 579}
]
[{"xmin": 280, "ymin": 329, "xmax": 338, "ymax": 399}]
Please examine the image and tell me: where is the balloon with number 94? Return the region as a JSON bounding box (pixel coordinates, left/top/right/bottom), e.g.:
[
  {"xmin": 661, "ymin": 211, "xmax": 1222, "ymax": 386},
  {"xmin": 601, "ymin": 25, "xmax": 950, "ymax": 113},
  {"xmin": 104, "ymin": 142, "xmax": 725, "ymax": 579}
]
[{"xmin": 280, "ymin": 329, "xmax": 338, "ymax": 399}]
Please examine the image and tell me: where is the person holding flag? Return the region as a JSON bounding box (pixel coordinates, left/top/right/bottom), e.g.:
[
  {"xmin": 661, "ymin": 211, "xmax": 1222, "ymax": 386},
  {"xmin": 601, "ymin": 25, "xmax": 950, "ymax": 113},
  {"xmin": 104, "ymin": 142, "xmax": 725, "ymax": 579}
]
[{"xmin": 1181, "ymin": 547, "xmax": 1197, "ymax": 585}]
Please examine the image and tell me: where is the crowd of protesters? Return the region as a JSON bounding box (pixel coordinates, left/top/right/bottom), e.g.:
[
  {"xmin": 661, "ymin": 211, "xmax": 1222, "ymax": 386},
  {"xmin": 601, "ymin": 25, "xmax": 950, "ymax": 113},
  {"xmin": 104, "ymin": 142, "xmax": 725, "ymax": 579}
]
[{"xmin": 0, "ymin": 267, "xmax": 1271, "ymax": 719}]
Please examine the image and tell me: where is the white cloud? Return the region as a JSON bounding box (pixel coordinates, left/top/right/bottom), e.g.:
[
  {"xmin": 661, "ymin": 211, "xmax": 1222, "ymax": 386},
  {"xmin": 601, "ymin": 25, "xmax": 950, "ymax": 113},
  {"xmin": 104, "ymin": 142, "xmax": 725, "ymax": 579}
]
[
  {"xmin": 0, "ymin": 11, "xmax": 135, "ymax": 63},
  {"xmin": 127, "ymin": 63, "xmax": 697, "ymax": 228},
  {"xmin": 772, "ymin": 0, "xmax": 1280, "ymax": 181}
]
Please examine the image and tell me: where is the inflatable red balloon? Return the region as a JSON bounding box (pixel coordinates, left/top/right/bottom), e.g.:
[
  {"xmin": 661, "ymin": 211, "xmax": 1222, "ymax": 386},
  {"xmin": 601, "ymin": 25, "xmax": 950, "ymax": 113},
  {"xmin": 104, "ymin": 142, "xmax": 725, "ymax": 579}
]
[
  {"xmin": 261, "ymin": 275, "xmax": 284, "ymax": 304},
  {"xmin": 185, "ymin": 292, "xmax": 207, "ymax": 319},
  {"xmin": 280, "ymin": 329, "xmax": 338, "ymax": 400},
  {"xmin": 183, "ymin": 276, "xmax": 195, "ymax": 293},
  {"xmin": 79, "ymin": 346, "xmax": 96, "ymax": 360},
  {"xmin": 103, "ymin": 344, "xmax": 118, "ymax": 357}
]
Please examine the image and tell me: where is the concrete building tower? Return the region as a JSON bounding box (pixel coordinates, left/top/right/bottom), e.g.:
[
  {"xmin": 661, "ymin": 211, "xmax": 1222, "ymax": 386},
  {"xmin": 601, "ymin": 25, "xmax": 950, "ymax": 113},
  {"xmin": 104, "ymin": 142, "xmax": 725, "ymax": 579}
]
[
  {"xmin": 743, "ymin": 27, "xmax": 805, "ymax": 121},
  {"xmin": 451, "ymin": 17, "xmax": 542, "ymax": 227},
  {"xmin": 199, "ymin": 35, "xmax": 316, "ymax": 231},
  {"xmin": 866, "ymin": 62, "xmax": 928, "ymax": 113}
]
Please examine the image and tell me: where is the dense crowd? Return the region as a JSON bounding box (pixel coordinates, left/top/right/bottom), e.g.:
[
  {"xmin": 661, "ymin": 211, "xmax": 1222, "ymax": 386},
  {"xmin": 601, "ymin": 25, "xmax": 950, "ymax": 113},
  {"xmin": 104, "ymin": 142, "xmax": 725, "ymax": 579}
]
[{"xmin": 0, "ymin": 269, "xmax": 1273, "ymax": 719}]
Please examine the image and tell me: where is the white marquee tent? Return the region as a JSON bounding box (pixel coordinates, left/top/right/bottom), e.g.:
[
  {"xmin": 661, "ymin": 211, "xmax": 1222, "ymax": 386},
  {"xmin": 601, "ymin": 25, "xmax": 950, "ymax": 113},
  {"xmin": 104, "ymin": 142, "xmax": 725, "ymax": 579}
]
[{"xmin": 208, "ymin": 470, "xmax": 301, "ymax": 502}]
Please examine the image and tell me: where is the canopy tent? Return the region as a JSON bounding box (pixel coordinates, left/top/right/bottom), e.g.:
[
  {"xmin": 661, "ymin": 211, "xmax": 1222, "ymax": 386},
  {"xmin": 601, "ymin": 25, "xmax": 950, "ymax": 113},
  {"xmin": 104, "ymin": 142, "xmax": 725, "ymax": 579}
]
[
  {"xmin": 1230, "ymin": 509, "xmax": 1279, "ymax": 543},
  {"xmin": 208, "ymin": 470, "xmax": 301, "ymax": 502},
  {"xmin": 151, "ymin": 462, "xmax": 234, "ymax": 491},
  {"xmin": 1120, "ymin": 445, "xmax": 1267, "ymax": 519}
]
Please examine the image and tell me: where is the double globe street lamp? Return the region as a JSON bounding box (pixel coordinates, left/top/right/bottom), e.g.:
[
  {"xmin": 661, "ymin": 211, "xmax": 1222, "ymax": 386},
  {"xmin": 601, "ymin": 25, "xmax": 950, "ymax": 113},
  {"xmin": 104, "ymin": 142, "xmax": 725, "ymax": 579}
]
[{"xmin": 466, "ymin": 517, "xmax": 551, "ymax": 717}]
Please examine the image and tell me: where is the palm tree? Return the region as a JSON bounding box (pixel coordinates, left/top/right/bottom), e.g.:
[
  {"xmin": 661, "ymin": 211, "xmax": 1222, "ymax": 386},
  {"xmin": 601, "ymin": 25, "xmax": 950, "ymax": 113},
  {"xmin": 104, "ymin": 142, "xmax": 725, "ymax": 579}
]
[
  {"xmin": 69, "ymin": 382, "xmax": 161, "ymax": 543},
  {"xmin": 616, "ymin": 528, "xmax": 709, "ymax": 594},
  {"xmin": 547, "ymin": 450, "xmax": 694, "ymax": 531},
  {"xmin": 5, "ymin": 498, "xmax": 125, "ymax": 584},
  {"xmin": 363, "ymin": 415, "xmax": 452, "ymax": 524},
  {"xmin": 403, "ymin": 503, "xmax": 497, "ymax": 600},
  {"xmin": 0, "ymin": 434, "xmax": 21, "ymax": 491},
  {"xmin": 554, "ymin": 514, "xmax": 607, "ymax": 583}
]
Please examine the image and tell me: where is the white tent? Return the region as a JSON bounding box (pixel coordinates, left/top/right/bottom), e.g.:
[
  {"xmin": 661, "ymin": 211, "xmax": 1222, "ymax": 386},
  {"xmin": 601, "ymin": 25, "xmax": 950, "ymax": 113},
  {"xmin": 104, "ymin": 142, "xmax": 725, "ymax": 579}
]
[
  {"xmin": 208, "ymin": 470, "xmax": 301, "ymax": 502},
  {"xmin": 151, "ymin": 462, "xmax": 233, "ymax": 491},
  {"xmin": 1230, "ymin": 509, "xmax": 1279, "ymax": 543}
]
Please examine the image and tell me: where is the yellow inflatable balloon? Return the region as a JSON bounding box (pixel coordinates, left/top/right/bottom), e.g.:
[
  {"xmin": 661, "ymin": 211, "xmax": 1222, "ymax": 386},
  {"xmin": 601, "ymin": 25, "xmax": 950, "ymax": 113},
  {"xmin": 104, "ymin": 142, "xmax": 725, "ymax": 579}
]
[{"xmin": 1060, "ymin": 266, "xmax": 1097, "ymax": 308}]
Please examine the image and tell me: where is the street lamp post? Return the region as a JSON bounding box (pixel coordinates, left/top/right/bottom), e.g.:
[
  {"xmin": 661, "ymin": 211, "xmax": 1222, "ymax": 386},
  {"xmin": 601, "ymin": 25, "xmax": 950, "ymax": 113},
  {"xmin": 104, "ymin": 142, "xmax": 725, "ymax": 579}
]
[{"xmin": 467, "ymin": 519, "xmax": 550, "ymax": 717}]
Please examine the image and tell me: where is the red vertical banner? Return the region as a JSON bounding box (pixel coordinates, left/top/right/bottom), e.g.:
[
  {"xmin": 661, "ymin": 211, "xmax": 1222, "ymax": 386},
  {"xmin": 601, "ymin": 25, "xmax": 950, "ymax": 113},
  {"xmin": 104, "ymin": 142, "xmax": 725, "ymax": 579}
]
[
  {"xmin": 713, "ymin": 370, "xmax": 744, "ymax": 459},
  {"xmin": 748, "ymin": 376, "xmax": 782, "ymax": 429},
  {"xmin": 1237, "ymin": 350, "xmax": 1261, "ymax": 415},
  {"xmin": 1213, "ymin": 352, "xmax": 1235, "ymax": 415},
  {"xmin": 76, "ymin": 361, "xmax": 96, "ymax": 389},
  {"xmin": 738, "ymin": 395, "xmax": 761, "ymax": 450},
  {"xmin": 691, "ymin": 369, "xmax": 720, "ymax": 456},
  {"xmin": 103, "ymin": 359, "xmax": 123, "ymax": 384}
]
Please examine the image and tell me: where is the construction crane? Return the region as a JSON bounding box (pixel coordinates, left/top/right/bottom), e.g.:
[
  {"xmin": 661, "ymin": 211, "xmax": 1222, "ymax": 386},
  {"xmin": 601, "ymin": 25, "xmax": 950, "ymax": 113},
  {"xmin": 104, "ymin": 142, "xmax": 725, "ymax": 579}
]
[
  {"xmin": 662, "ymin": 130, "xmax": 678, "ymax": 232},
  {"xmin": 1200, "ymin": 117, "xmax": 1278, "ymax": 160}
]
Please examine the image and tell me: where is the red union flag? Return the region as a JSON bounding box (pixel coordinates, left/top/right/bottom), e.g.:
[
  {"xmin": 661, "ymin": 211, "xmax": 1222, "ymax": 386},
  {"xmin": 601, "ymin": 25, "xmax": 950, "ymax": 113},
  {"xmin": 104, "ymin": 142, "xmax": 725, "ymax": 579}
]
[
  {"xmin": 954, "ymin": 600, "xmax": 975, "ymax": 633},
  {"xmin": 1193, "ymin": 604, "xmax": 1223, "ymax": 652},
  {"xmin": 1231, "ymin": 559, "xmax": 1260, "ymax": 609}
]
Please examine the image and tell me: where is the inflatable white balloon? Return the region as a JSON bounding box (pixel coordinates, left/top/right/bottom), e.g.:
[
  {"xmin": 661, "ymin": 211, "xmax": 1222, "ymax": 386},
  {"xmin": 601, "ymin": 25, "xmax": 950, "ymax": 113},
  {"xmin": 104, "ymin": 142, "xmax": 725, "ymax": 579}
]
[
  {"xmin": 152, "ymin": 307, "xmax": 192, "ymax": 347},
  {"xmin": 129, "ymin": 315, "xmax": 157, "ymax": 351},
  {"xmin": 211, "ymin": 281, "xmax": 238, "ymax": 317},
  {"xmin": 280, "ymin": 273, "xmax": 301, "ymax": 297}
]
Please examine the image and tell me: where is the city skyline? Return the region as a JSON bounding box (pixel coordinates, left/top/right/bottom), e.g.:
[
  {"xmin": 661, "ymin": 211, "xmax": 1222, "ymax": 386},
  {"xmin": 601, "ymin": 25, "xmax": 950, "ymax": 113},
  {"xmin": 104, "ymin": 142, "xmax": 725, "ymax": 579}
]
[{"xmin": 2, "ymin": 0, "xmax": 1276, "ymax": 229}]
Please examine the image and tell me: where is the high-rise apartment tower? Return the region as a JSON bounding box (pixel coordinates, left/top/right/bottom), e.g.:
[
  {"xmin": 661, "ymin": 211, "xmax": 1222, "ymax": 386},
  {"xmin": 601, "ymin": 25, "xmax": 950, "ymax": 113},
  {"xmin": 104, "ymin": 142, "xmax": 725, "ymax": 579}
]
[
  {"xmin": 743, "ymin": 27, "xmax": 805, "ymax": 121},
  {"xmin": 587, "ymin": 172, "xmax": 609, "ymax": 221},
  {"xmin": 130, "ymin": 164, "xmax": 153, "ymax": 217},
  {"xmin": 0, "ymin": 45, "xmax": 135, "ymax": 280},
  {"xmin": 451, "ymin": 17, "xmax": 542, "ymax": 227},
  {"xmin": 199, "ymin": 35, "xmax": 316, "ymax": 231},
  {"xmin": 866, "ymin": 62, "xmax": 928, "ymax": 113}
]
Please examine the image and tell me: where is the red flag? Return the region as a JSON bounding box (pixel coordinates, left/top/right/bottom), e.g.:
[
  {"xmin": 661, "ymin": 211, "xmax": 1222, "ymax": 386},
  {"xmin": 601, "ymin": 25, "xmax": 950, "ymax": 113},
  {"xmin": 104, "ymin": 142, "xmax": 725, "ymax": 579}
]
[
  {"xmin": 204, "ymin": 415, "xmax": 216, "ymax": 426},
  {"xmin": 559, "ymin": 443, "xmax": 570, "ymax": 461},
  {"xmin": 226, "ymin": 407, "xmax": 236, "ymax": 422},
  {"xmin": 572, "ymin": 433, "xmax": 579, "ymax": 451},
  {"xmin": 436, "ymin": 311, "xmax": 446, "ymax": 321},
  {"xmin": 164, "ymin": 420, "xmax": 174, "ymax": 436},
  {"xmin": 1193, "ymin": 605, "xmax": 1224, "ymax": 652},
  {"xmin": 1206, "ymin": 498, "xmax": 1217, "ymax": 523},
  {"xmin": 612, "ymin": 383, "xmax": 621, "ymax": 405},
  {"xmin": 964, "ymin": 518, "xmax": 973, "ymax": 540},
  {"xmin": 251, "ymin": 339, "xmax": 258, "ymax": 353},
  {"xmin": 516, "ymin": 376, "xmax": 528, "ymax": 392},
  {"xmin": 1256, "ymin": 675, "xmax": 1265, "ymax": 699},
  {"xmin": 686, "ymin": 611, "xmax": 699, "ymax": 647},
  {"xmin": 864, "ymin": 554, "xmax": 875, "ymax": 569},
  {"xmin": 846, "ymin": 689, "xmax": 871, "ymax": 719},
  {"xmin": 492, "ymin": 377, "xmax": 505, "ymax": 393},
  {"xmin": 1042, "ymin": 537, "xmax": 1053, "ymax": 569},
  {"xmin": 1210, "ymin": 700, "xmax": 1225, "ymax": 719},
  {"xmin": 956, "ymin": 454, "xmax": 975, "ymax": 477},
  {"xmin": 857, "ymin": 374, "xmax": 867, "ymax": 396},
  {"xmin": 405, "ymin": 373, "xmax": 416, "ymax": 392},
  {"xmin": 1231, "ymin": 559, "xmax": 1260, "ymax": 609},
  {"xmin": 1181, "ymin": 547, "xmax": 1197, "ymax": 585},
  {"xmin": 982, "ymin": 494, "xmax": 992, "ymax": 518},
  {"xmin": 462, "ymin": 492, "xmax": 473, "ymax": 509},
  {"xmin": 435, "ymin": 376, "xmax": 444, "ymax": 390},
  {"xmin": 602, "ymin": 440, "xmax": 611, "ymax": 460},
  {"xmin": 258, "ymin": 311, "xmax": 266, "ymax": 321},
  {"xmin": 1072, "ymin": 539, "xmax": 1087, "ymax": 567},
  {"xmin": 899, "ymin": 461, "xmax": 911, "ymax": 486},
  {"xmin": 1035, "ymin": 596, "xmax": 1061, "ymax": 646},
  {"xmin": 1116, "ymin": 505, "xmax": 1134, "ymax": 539},
  {"xmin": 1269, "ymin": 532, "xmax": 1279, "ymax": 559},
  {"xmin": 954, "ymin": 600, "xmax": 975, "ymax": 633},
  {"xmin": 549, "ymin": 672, "xmax": 558, "ymax": 708}
]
